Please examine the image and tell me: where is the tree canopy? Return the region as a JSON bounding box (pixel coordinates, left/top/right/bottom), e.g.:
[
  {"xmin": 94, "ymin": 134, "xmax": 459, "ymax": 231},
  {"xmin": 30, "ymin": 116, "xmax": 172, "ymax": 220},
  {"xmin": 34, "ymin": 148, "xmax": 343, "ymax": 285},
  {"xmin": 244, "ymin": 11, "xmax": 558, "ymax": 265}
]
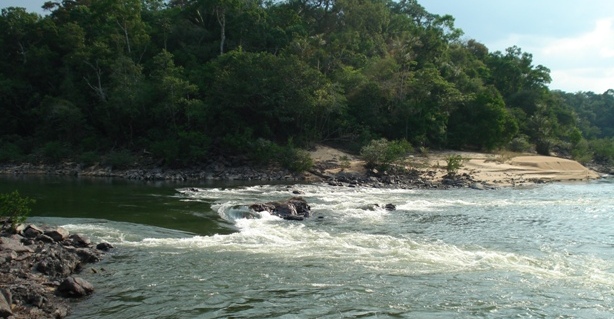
[{"xmin": 0, "ymin": 0, "xmax": 612, "ymax": 168}]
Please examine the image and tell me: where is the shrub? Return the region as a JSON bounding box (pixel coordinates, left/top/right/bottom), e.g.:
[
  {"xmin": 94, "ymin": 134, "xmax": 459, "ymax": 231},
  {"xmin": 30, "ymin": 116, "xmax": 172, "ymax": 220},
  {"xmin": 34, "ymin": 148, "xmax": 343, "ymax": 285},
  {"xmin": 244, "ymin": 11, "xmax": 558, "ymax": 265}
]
[
  {"xmin": 535, "ymin": 138, "xmax": 551, "ymax": 156},
  {"xmin": 0, "ymin": 190, "xmax": 35, "ymax": 232},
  {"xmin": 571, "ymin": 139, "xmax": 592, "ymax": 164},
  {"xmin": 178, "ymin": 131, "xmax": 211, "ymax": 164},
  {"xmin": 220, "ymin": 129, "xmax": 256, "ymax": 155},
  {"xmin": 104, "ymin": 150, "xmax": 134, "ymax": 169},
  {"xmin": 590, "ymin": 138, "xmax": 614, "ymax": 164},
  {"xmin": 360, "ymin": 138, "xmax": 413, "ymax": 170},
  {"xmin": 445, "ymin": 154, "xmax": 465, "ymax": 175},
  {"xmin": 339, "ymin": 155, "xmax": 351, "ymax": 168},
  {"xmin": 251, "ymin": 138, "xmax": 313, "ymax": 173},
  {"xmin": 0, "ymin": 141, "xmax": 23, "ymax": 163},
  {"xmin": 508, "ymin": 135, "xmax": 532, "ymax": 153},
  {"xmin": 251, "ymin": 138, "xmax": 280, "ymax": 165},
  {"xmin": 150, "ymin": 139, "xmax": 180, "ymax": 165},
  {"xmin": 280, "ymin": 147, "xmax": 313, "ymax": 173},
  {"xmin": 42, "ymin": 141, "xmax": 71, "ymax": 163},
  {"xmin": 79, "ymin": 151, "xmax": 101, "ymax": 167}
]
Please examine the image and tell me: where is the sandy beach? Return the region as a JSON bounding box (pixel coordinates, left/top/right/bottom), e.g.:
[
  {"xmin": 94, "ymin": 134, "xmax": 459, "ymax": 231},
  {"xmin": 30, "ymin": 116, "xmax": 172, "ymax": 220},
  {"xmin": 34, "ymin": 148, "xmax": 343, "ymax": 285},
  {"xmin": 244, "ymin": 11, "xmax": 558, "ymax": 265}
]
[
  {"xmin": 0, "ymin": 145, "xmax": 602, "ymax": 187},
  {"xmin": 308, "ymin": 145, "xmax": 601, "ymax": 187}
]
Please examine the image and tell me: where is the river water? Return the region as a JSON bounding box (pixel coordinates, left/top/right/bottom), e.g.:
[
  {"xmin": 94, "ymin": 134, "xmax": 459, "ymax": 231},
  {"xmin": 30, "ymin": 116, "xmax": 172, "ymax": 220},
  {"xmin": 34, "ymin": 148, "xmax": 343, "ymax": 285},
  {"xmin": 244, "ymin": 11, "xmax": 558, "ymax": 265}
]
[{"xmin": 1, "ymin": 177, "xmax": 613, "ymax": 318}]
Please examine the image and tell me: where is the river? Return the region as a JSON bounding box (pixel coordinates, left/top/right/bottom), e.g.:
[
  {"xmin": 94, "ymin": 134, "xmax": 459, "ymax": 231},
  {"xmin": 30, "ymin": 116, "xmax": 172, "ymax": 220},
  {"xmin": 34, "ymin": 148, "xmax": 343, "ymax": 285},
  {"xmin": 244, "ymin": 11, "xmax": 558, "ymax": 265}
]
[{"xmin": 1, "ymin": 176, "xmax": 613, "ymax": 318}]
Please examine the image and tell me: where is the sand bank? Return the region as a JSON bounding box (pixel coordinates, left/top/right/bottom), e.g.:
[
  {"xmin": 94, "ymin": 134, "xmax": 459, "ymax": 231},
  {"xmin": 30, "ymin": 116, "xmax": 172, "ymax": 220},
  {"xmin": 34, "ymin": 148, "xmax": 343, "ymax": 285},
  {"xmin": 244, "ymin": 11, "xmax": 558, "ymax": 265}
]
[{"xmin": 308, "ymin": 146, "xmax": 601, "ymax": 187}]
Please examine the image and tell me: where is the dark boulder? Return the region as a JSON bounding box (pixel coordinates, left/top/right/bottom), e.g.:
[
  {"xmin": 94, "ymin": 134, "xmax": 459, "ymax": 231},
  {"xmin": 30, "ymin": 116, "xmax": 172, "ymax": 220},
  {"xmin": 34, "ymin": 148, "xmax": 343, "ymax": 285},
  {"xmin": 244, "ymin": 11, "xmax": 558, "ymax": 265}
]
[
  {"xmin": 23, "ymin": 224, "xmax": 44, "ymax": 238},
  {"xmin": 74, "ymin": 247, "xmax": 101, "ymax": 263},
  {"xmin": 35, "ymin": 245, "xmax": 81, "ymax": 279},
  {"xmin": 96, "ymin": 242, "xmax": 114, "ymax": 251},
  {"xmin": 249, "ymin": 197, "xmax": 311, "ymax": 220},
  {"xmin": 69, "ymin": 233, "xmax": 92, "ymax": 248},
  {"xmin": 57, "ymin": 277, "xmax": 94, "ymax": 298}
]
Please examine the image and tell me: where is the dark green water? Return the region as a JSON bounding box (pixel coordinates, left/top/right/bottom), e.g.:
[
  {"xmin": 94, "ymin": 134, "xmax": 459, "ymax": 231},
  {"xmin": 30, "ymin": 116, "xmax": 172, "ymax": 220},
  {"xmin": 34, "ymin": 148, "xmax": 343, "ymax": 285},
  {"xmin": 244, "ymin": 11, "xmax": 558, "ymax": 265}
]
[{"xmin": 0, "ymin": 175, "xmax": 237, "ymax": 235}]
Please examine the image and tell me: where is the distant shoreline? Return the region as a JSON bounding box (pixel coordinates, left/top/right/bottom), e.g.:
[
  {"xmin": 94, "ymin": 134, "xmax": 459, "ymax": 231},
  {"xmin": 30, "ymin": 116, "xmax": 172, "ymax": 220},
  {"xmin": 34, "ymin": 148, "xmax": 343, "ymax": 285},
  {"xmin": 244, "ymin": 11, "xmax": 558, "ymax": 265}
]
[{"xmin": 0, "ymin": 147, "xmax": 607, "ymax": 189}]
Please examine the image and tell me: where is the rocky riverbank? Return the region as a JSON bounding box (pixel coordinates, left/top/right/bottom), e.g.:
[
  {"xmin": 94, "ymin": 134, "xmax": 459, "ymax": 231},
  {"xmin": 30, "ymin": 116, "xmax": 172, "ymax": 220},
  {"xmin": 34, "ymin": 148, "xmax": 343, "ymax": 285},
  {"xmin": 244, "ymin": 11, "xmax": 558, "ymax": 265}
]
[
  {"xmin": 0, "ymin": 146, "xmax": 608, "ymax": 189},
  {"xmin": 0, "ymin": 161, "xmax": 496, "ymax": 190},
  {"xmin": 0, "ymin": 162, "xmax": 304, "ymax": 183},
  {"xmin": 0, "ymin": 220, "xmax": 112, "ymax": 319}
]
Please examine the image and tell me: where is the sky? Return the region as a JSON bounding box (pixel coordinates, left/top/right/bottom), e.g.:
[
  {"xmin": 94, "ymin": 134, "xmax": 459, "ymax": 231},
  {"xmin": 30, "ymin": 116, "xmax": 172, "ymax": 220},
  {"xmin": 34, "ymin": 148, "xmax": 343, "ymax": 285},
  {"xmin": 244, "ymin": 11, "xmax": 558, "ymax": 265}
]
[
  {"xmin": 2, "ymin": 0, "xmax": 613, "ymax": 93},
  {"xmin": 418, "ymin": 0, "xmax": 614, "ymax": 93}
]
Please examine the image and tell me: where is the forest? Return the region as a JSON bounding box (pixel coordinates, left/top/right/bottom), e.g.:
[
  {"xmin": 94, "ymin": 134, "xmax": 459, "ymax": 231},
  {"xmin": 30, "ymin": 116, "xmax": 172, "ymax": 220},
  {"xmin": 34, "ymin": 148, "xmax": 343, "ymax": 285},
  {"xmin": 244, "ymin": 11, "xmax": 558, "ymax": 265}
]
[{"xmin": 1, "ymin": 0, "xmax": 613, "ymax": 171}]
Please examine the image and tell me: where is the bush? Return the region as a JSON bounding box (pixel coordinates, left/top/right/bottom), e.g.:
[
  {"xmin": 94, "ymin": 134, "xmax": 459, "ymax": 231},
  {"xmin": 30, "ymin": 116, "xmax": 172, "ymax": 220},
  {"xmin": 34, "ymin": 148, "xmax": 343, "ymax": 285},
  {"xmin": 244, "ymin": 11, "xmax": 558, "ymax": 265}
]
[
  {"xmin": 104, "ymin": 150, "xmax": 134, "ymax": 169},
  {"xmin": 0, "ymin": 141, "xmax": 23, "ymax": 163},
  {"xmin": 339, "ymin": 155, "xmax": 351, "ymax": 168},
  {"xmin": 571, "ymin": 139, "xmax": 592, "ymax": 164},
  {"xmin": 79, "ymin": 151, "xmax": 101, "ymax": 167},
  {"xmin": 42, "ymin": 141, "xmax": 71, "ymax": 163},
  {"xmin": 0, "ymin": 190, "xmax": 35, "ymax": 232},
  {"xmin": 220, "ymin": 129, "xmax": 256, "ymax": 155},
  {"xmin": 445, "ymin": 154, "xmax": 465, "ymax": 175},
  {"xmin": 251, "ymin": 138, "xmax": 313, "ymax": 173},
  {"xmin": 590, "ymin": 138, "xmax": 614, "ymax": 164},
  {"xmin": 150, "ymin": 139, "xmax": 180, "ymax": 165},
  {"xmin": 250, "ymin": 138, "xmax": 280, "ymax": 165},
  {"xmin": 508, "ymin": 135, "xmax": 532, "ymax": 153},
  {"xmin": 280, "ymin": 147, "xmax": 313, "ymax": 173},
  {"xmin": 360, "ymin": 138, "xmax": 413, "ymax": 170},
  {"xmin": 177, "ymin": 131, "xmax": 211, "ymax": 164},
  {"xmin": 535, "ymin": 138, "xmax": 551, "ymax": 156}
]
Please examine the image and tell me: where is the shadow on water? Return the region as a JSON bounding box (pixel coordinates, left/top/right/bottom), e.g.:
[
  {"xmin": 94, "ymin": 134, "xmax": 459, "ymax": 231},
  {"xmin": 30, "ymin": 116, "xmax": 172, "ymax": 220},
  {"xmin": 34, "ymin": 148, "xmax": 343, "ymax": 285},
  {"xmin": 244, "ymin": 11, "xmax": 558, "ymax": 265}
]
[{"xmin": 0, "ymin": 175, "xmax": 268, "ymax": 236}]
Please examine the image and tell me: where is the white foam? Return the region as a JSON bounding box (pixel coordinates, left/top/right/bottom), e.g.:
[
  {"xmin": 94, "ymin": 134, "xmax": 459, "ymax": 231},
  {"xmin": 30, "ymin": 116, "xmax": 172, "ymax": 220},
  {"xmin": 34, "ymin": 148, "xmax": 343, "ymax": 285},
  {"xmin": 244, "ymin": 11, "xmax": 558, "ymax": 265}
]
[{"xmin": 160, "ymin": 183, "xmax": 614, "ymax": 289}]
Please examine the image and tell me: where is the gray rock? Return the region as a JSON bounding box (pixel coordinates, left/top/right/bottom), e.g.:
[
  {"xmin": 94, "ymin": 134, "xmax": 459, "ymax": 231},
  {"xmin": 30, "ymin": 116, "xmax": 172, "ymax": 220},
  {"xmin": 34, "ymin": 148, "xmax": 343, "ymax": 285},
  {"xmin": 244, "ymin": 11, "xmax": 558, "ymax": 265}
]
[
  {"xmin": 37, "ymin": 234, "xmax": 55, "ymax": 243},
  {"xmin": 44, "ymin": 227, "xmax": 69, "ymax": 242},
  {"xmin": 69, "ymin": 233, "xmax": 91, "ymax": 248},
  {"xmin": 35, "ymin": 245, "xmax": 81, "ymax": 279},
  {"xmin": 0, "ymin": 289, "xmax": 12, "ymax": 318},
  {"xmin": 13, "ymin": 223, "xmax": 26, "ymax": 234},
  {"xmin": 75, "ymin": 247, "xmax": 101, "ymax": 263},
  {"xmin": 470, "ymin": 182, "xmax": 485, "ymax": 190},
  {"xmin": 0, "ymin": 236, "xmax": 34, "ymax": 253},
  {"xmin": 57, "ymin": 276, "xmax": 94, "ymax": 298},
  {"xmin": 23, "ymin": 224, "xmax": 44, "ymax": 238}
]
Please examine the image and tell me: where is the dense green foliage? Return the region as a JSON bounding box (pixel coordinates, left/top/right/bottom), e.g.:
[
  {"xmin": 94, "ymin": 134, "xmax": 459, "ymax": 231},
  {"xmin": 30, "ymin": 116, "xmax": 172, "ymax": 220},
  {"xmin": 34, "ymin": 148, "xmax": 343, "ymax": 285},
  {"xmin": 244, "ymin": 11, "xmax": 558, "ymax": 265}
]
[
  {"xmin": 360, "ymin": 138, "xmax": 412, "ymax": 170},
  {"xmin": 0, "ymin": 0, "xmax": 612, "ymax": 169},
  {"xmin": 0, "ymin": 190, "xmax": 35, "ymax": 231}
]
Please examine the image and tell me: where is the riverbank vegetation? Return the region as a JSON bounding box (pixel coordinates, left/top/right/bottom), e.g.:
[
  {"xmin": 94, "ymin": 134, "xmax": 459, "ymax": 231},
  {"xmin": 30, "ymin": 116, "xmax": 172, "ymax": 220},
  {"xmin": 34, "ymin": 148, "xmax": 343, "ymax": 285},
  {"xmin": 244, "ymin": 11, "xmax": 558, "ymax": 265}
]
[
  {"xmin": 1, "ymin": 0, "xmax": 613, "ymax": 171},
  {"xmin": 0, "ymin": 190, "xmax": 34, "ymax": 232}
]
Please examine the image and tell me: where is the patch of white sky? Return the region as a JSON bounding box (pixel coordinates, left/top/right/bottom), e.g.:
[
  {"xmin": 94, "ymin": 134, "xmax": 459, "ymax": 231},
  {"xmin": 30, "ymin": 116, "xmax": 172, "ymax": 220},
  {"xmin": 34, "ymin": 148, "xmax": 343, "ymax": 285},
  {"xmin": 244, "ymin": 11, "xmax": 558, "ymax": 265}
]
[
  {"xmin": 419, "ymin": 0, "xmax": 614, "ymax": 93},
  {"xmin": 3, "ymin": 0, "xmax": 613, "ymax": 92}
]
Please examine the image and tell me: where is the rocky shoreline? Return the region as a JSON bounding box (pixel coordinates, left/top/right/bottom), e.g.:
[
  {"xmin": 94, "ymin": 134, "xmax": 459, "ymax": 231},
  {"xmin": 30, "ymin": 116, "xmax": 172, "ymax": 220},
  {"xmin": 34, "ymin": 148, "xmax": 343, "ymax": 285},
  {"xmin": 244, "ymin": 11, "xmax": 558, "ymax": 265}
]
[
  {"xmin": 0, "ymin": 162, "xmax": 305, "ymax": 183},
  {"xmin": 0, "ymin": 220, "xmax": 112, "ymax": 319},
  {"xmin": 0, "ymin": 161, "xmax": 500, "ymax": 190}
]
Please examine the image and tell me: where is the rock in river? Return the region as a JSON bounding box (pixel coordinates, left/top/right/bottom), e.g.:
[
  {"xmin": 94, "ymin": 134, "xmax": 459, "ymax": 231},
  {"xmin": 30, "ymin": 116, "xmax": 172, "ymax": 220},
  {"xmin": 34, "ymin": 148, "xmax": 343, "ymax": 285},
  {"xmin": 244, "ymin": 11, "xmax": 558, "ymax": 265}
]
[{"xmin": 249, "ymin": 197, "xmax": 311, "ymax": 221}]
